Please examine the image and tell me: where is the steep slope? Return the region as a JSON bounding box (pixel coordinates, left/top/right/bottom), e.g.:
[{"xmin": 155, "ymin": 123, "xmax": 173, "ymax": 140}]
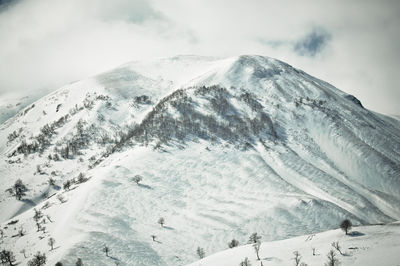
[{"xmin": 0, "ymin": 55, "xmax": 399, "ymax": 265}]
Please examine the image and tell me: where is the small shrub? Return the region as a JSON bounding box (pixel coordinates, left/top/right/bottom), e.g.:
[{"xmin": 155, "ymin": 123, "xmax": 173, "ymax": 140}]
[
  {"xmin": 57, "ymin": 194, "xmax": 66, "ymax": 203},
  {"xmin": 35, "ymin": 222, "xmax": 42, "ymax": 232},
  {"xmin": 48, "ymin": 177, "xmax": 56, "ymax": 186},
  {"xmin": 133, "ymin": 175, "xmax": 143, "ymax": 184},
  {"xmin": 158, "ymin": 217, "xmax": 165, "ymax": 227},
  {"xmin": 76, "ymin": 258, "xmax": 83, "ymax": 266},
  {"xmin": 27, "ymin": 252, "xmax": 46, "ymax": 266},
  {"xmin": 196, "ymin": 247, "xmax": 205, "ymax": 259},
  {"xmin": 18, "ymin": 226, "xmax": 25, "ymax": 237},
  {"xmin": 42, "ymin": 202, "xmax": 51, "ymax": 209},
  {"xmin": 239, "ymin": 257, "xmax": 251, "ymax": 266},
  {"xmin": 228, "ymin": 239, "xmax": 239, "ymax": 248},
  {"xmin": 76, "ymin": 173, "xmax": 88, "ymax": 184},
  {"xmin": 63, "ymin": 180, "xmax": 72, "ymax": 190}
]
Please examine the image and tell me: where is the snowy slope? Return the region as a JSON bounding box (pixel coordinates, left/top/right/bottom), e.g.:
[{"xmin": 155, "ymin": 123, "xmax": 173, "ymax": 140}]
[
  {"xmin": 0, "ymin": 55, "xmax": 399, "ymax": 265},
  {"xmin": 188, "ymin": 222, "xmax": 400, "ymax": 266}
]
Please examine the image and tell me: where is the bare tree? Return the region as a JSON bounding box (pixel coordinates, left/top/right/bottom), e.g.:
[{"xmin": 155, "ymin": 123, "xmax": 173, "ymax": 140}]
[
  {"xmin": 40, "ymin": 226, "xmax": 47, "ymax": 234},
  {"xmin": 18, "ymin": 226, "xmax": 25, "ymax": 237},
  {"xmin": 253, "ymin": 241, "xmax": 261, "ymax": 260},
  {"xmin": 36, "ymin": 165, "xmax": 43, "ymax": 175},
  {"xmin": 48, "ymin": 237, "xmax": 56, "ymax": 250},
  {"xmin": 20, "ymin": 249, "xmax": 27, "ymax": 258},
  {"xmin": 340, "ymin": 219, "xmax": 352, "ymax": 235},
  {"xmin": 7, "ymin": 179, "xmax": 28, "ymax": 200},
  {"xmin": 133, "ymin": 175, "xmax": 143, "ymax": 185},
  {"xmin": 57, "ymin": 194, "xmax": 66, "ymax": 203},
  {"xmin": 324, "ymin": 250, "xmax": 340, "ymax": 266},
  {"xmin": 248, "ymin": 233, "xmax": 261, "ymax": 244},
  {"xmin": 228, "ymin": 239, "xmax": 239, "ymax": 248},
  {"xmin": 103, "ymin": 246, "xmax": 110, "ymax": 257},
  {"xmin": 42, "ymin": 202, "xmax": 51, "ymax": 209},
  {"xmin": 239, "ymin": 257, "xmax": 251, "ymax": 266},
  {"xmin": 158, "ymin": 217, "xmax": 165, "ymax": 227},
  {"xmin": 46, "ymin": 215, "xmax": 53, "ymax": 223},
  {"xmin": 48, "ymin": 177, "xmax": 56, "ymax": 186},
  {"xmin": 33, "ymin": 208, "xmax": 43, "ymax": 223},
  {"xmin": 293, "ymin": 251, "xmax": 301, "ymax": 266},
  {"xmin": 33, "ymin": 209, "xmax": 44, "ymax": 232},
  {"xmin": 331, "ymin": 241, "xmax": 344, "ymax": 255},
  {"xmin": 196, "ymin": 247, "xmax": 205, "ymax": 259},
  {"xmin": 35, "ymin": 222, "xmax": 42, "ymax": 232}
]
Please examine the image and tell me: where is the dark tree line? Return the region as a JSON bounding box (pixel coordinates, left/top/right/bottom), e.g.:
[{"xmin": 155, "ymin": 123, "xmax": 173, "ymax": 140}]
[
  {"xmin": 12, "ymin": 114, "xmax": 70, "ymax": 156},
  {"xmin": 10, "ymin": 92, "xmax": 109, "ymax": 158},
  {"xmin": 107, "ymin": 85, "xmax": 277, "ymax": 155}
]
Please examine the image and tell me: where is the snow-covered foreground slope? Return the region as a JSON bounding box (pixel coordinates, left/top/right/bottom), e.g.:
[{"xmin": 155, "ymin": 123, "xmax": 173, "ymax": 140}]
[
  {"xmin": 189, "ymin": 222, "xmax": 400, "ymax": 266},
  {"xmin": 0, "ymin": 55, "xmax": 399, "ymax": 265}
]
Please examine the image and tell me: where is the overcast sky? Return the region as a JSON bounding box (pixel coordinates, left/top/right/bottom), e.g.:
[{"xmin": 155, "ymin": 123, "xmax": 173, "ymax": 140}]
[{"xmin": 0, "ymin": 0, "xmax": 399, "ymax": 115}]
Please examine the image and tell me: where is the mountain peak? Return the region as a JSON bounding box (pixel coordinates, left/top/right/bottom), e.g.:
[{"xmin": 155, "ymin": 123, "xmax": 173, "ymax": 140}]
[{"xmin": 114, "ymin": 55, "xmax": 312, "ymax": 98}]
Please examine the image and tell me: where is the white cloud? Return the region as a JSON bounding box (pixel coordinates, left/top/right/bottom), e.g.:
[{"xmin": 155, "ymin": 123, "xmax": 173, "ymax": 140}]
[
  {"xmin": 0, "ymin": 0, "xmax": 193, "ymax": 94},
  {"xmin": 0, "ymin": 0, "xmax": 399, "ymax": 115}
]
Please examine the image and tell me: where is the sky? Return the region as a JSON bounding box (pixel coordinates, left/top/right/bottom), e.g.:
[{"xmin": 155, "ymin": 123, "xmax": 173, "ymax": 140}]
[{"xmin": 0, "ymin": 0, "xmax": 399, "ymax": 115}]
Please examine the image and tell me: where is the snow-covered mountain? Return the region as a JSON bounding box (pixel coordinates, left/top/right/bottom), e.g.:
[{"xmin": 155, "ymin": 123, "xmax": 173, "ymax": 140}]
[{"xmin": 0, "ymin": 55, "xmax": 399, "ymax": 265}]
